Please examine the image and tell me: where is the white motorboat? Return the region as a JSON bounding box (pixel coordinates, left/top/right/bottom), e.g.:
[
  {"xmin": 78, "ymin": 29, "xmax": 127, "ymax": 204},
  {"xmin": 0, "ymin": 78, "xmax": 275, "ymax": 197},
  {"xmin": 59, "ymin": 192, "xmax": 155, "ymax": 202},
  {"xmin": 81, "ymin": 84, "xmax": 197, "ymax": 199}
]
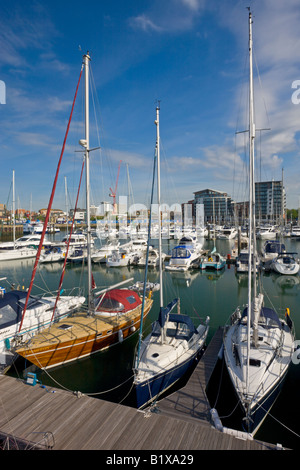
[
  {"xmin": 61, "ymin": 232, "xmax": 91, "ymax": 248},
  {"xmin": 260, "ymin": 240, "xmax": 285, "ymax": 264},
  {"xmin": 128, "ymin": 237, "xmax": 148, "ymax": 253},
  {"xmin": 40, "ymin": 246, "xmax": 66, "ymax": 263},
  {"xmin": 29, "ymin": 222, "xmax": 44, "ymax": 234},
  {"xmin": 165, "ymin": 234, "xmax": 202, "ymax": 272},
  {"xmin": 0, "ymin": 246, "xmax": 37, "ymax": 262},
  {"xmin": 290, "ymin": 226, "xmax": 300, "ymax": 238},
  {"xmin": 106, "ymin": 249, "xmax": 131, "ymax": 267},
  {"xmin": 91, "ymin": 239, "xmax": 120, "ymax": 263},
  {"xmin": 217, "ymin": 226, "xmax": 237, "ymax": 240},
  {"xmin": 0, "ymin": 234, "xmax": 50, "ymax": 251},
  {"xmin": 165, "ymin": 245, "xmax": 199, "ymax": 272},
  {"xmin": 235, "ymin": 248, "xmax": 260, "ymax": 273},
  {"xmin": 256, "ymin": 225, "xmax": 277, "ymax": 240},
  {"xmin": 67, "ymin": 247, "xmax": 87, "ymax": 264},
  {"xmin": 132, "ymin": 247, "xmax": 166, "ymax": 268},
  {"xmin": 271, "ymin": 252, "xmax": 300, "ymax": 275}
]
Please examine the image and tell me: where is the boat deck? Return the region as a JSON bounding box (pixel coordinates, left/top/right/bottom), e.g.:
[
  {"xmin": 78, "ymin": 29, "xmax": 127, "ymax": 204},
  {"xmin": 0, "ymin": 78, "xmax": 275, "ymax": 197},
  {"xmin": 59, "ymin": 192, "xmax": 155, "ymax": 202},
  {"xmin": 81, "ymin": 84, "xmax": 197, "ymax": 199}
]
[
  {"xmin": 151, "ymin": 326, "xmax": 223, "ymax": 424},
  {"xmin": 0, "ymin": 328, "xmax": 283, "ymax": 450}
]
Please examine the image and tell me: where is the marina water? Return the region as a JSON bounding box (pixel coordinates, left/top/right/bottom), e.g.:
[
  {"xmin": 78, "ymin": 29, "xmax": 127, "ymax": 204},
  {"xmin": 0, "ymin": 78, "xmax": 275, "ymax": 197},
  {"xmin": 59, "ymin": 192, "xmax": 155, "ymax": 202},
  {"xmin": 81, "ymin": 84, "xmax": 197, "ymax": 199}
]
[{"xmin": 2, "ymin": 231, "xmax": 300, "ymax": 449}]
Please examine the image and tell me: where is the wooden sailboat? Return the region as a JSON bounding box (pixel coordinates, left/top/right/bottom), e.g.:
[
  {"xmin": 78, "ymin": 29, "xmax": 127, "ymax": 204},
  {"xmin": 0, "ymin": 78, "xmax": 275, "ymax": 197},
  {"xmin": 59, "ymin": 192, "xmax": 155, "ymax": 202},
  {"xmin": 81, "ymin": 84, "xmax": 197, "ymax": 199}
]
[
  {"xmin": 223, "ymin": 10, "xmax": 295, "ymax": 435},
  {"xmin": 133, "ymin": 106, "xmax": 209, "ymax": 409},
  {"xmin": 14, "ymin": 53, "xmax": 153, "ymax": 370}
]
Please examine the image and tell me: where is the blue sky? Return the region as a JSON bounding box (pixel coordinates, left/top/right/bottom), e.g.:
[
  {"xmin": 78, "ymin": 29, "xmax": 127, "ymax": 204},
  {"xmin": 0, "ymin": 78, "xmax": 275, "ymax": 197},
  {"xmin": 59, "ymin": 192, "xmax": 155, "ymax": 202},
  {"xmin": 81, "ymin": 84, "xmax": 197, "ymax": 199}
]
[{"xmin": 1, "ymin": 0, "xmax": 300, "ymax": 214}]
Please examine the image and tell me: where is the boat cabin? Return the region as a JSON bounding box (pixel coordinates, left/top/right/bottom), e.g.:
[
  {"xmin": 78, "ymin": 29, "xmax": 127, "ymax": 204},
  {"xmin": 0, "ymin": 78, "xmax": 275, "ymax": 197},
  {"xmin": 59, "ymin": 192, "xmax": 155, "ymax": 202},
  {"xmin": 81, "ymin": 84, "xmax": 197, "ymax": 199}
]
[{"xmin": 95, "ymin": 289, "xmax": 141, "ymax": 314}]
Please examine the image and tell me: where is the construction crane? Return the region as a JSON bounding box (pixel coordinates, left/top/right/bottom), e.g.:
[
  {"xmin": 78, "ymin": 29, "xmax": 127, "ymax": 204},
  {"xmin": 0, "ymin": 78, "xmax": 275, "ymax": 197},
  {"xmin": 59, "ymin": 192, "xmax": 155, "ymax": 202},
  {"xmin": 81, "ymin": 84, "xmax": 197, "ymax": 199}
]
[{"xmin": 109, "ymin": 160, "xmax": 122, "ymax": 214}]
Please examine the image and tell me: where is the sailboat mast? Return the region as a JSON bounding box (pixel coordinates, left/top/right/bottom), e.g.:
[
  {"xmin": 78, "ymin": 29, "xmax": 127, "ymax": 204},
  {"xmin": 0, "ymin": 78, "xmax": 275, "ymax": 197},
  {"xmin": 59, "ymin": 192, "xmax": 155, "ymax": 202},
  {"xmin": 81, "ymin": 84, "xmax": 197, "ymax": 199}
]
[
  {"xmin": 155, "ymin": 104, "xmax": 166, "ymax": 345},
  {"xmin": 246, "ymin": 9, "xmax": 256, "ymax": 393},
  {"xmin": 64, "ymin": 176, "xmax": 69, "ymax": 235},
  {"xmin": 12, "ymin": 170, "xmax": 15, "ymax": 247},
  {"xmin": 155, "ymin": 105, "xmax": 163, "ymax": 310},
  {"xmin": 83, "ymin": 52, "xmax": 93, "ymax": 314}
]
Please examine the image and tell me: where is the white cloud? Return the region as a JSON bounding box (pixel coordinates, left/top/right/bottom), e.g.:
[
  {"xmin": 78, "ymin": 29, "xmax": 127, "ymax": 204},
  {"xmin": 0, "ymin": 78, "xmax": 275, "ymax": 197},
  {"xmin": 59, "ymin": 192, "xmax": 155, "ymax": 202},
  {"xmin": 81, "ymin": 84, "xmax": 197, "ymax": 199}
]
[
  {"xmin": 180, "ymin": 0, "xmax": 204, "ymax": 12},
  {"xmin": 129, "ymin": 0, "xmax": 206, "ymax": 34},
  {"xmin": 129, "ymin": 14, "xmax": 163, "ymax": 33}
]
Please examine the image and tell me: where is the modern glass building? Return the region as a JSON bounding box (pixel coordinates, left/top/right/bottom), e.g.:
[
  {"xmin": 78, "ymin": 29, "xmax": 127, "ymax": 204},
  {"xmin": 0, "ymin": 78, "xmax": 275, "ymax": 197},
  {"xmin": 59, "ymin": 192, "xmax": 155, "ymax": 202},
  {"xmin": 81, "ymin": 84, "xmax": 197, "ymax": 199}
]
[
  {"xmin": 193, "ymin": 189, "xmax": 234, "ymax": 223},
  {"xmin": 255, "ymin": 180, "xmax": 285, "ymax": 222}
]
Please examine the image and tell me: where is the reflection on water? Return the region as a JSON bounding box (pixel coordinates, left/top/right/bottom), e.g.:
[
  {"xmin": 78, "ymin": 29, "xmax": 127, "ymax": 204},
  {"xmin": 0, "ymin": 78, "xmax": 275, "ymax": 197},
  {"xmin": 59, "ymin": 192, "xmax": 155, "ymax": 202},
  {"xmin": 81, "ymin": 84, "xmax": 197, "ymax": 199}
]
[{"xmin": 3, "ymin": 235, "xmax": 300, "ymax": 449}]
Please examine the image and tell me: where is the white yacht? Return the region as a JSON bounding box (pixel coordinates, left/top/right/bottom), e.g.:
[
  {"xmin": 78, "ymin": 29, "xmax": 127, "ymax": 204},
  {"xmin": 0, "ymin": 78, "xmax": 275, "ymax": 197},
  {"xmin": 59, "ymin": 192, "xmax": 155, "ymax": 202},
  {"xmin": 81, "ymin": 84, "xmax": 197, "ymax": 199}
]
[
  {"xmin": 217, "ymin": 226, "xmax": 237, "ymax": 240},
  {"xmin": 271, "ymin": 252, "xmax": 300, "ymax": 275},
  {"xmin": 91, "ymin": 239, "xmax": 120, "ymax": 263},
  {"xmin": 256, "ymin": 225, "xmax": 277, "ymax": 240},
  {"xmin": 166, "ymin": 234, "xmax": 202, "ymax": 272},
  {"xmin": 290, "ymin": 226, "xmax": 300, "ymax": 238}
]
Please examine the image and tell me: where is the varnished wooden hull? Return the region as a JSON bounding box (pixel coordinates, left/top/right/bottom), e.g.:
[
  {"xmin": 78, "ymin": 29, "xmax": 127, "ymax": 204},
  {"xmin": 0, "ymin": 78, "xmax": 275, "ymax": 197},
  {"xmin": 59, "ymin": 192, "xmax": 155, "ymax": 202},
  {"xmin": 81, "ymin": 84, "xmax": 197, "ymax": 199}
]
[{"xmin": 15, "ymin": 298, "xmax": 153, "ymax": 369}]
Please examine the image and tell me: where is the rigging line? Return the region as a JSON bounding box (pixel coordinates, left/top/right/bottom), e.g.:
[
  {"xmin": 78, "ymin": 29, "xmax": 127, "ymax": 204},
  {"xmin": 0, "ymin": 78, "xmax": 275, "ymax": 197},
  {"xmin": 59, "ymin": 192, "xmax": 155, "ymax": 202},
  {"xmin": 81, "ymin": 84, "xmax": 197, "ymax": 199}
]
[
  {"xmin": 260, "ymin": 404, "xmax": 300, "ymax": 439},
  {"xmin": 18, "ymin": 64, "xmax": 84, "ymax": 334},
  {"xmin": 35, "ymin": 266, "xmax": 54, "ymax": 295},
  {"xmin": 212, "ymin": 354, "xmax": 225, "ymax": 410},
  {"xmin": 5, "ymin": 180, "xmax": 12, "ymax": 208},
  {"xmin": 51, "ymin": 158, "xmax": 85, "ymax": 322},
  {"xmin": 136, "ymin": 144, "xmax": 157, "ymax": 368},
  {"xmin": 89, "ymin": 66, "xmax": 104, "ymax": 204},
  {"xmin": 218, "ymin": 397, "xmax": 241, "ymax": 420},
  {"xmin": 233, "ymin": 46, "xmax": 250, "ymax": 202},
  {"xmin": 88, "ymin": 373, "xmax": 135, "ymax": 396}
]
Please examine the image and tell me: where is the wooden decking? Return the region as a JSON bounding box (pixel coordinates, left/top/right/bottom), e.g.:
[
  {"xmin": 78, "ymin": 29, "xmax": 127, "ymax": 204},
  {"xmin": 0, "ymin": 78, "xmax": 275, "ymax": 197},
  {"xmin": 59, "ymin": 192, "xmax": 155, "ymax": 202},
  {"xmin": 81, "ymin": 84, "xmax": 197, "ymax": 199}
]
[
  {"xmin": 152, "ymin": 326, "xmax": 224, "ymax": 424},
  {"xmin": 0, "ymin": 328, "xmax": 281, "ymax": 450}
]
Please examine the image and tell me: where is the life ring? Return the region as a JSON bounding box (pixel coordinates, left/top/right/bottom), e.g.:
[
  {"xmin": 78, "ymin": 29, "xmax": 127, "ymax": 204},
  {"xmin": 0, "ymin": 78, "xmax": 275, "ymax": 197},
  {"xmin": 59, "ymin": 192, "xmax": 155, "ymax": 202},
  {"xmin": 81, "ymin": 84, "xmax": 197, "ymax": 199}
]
[{"xmin": 208, "ymin": 257, "xmax": 213, "ymax": 262}]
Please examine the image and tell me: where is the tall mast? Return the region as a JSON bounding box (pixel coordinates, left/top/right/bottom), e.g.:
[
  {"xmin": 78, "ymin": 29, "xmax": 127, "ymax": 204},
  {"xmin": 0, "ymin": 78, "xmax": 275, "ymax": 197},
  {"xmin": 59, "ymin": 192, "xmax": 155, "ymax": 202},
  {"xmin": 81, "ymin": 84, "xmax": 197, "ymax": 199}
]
[
  {"xmin": 64, "ymin": 176, "xmax": 69, "ymax": 235},
  {"xmin": 246, "ymin": 8, "xmax": 256, "ymax": 393},
  {"xmin": 155, "ymin": 105, "xmax": 163, "ymax": 310},
  {"xmin": 82, "ymin": 52, "xmax": 93, "ymax": 314},
  {"xmin": 155, "ymin": 104, "xmax": 166, "ymax": 344},
  {"xmin": 12, "ymin": 170, "xmax": 15, "ymax": 247}
]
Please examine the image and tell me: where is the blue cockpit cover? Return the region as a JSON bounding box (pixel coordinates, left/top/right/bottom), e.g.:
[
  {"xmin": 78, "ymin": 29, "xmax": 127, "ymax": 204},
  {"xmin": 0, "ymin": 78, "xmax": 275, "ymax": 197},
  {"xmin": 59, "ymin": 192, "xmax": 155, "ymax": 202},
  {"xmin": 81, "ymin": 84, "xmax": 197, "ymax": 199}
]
[
  {"xmin": 158, "ymin": 298, "xmax": 178, "ymax": 327},
  {"xmin": 0, "ymin": 291, "xmax": 29, "ymax": 328}
]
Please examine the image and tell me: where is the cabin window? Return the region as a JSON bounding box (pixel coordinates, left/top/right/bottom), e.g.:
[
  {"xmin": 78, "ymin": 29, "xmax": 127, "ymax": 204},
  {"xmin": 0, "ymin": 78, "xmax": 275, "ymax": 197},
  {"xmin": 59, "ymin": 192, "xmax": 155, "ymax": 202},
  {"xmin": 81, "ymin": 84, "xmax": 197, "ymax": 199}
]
[
  {"xmin": 99, "ymin": 298, "xmax": 124, "ymax": 311},
  {"xmin": 166, "ymin": 322, "xmax": 191, "ymax": 340},
  {"xmin": 174, "ymin": 248, "xmax": 189, "ymax": 258},
  {"xmin": 58, "ymin": 324, "xmax": 73, "ymax": 330},
  {"xmin": 151, "ymin": 321, "xmax": 161, "ymax": 337},
  {"xmin": 233, "ymin": 344, "xmax": 241, "ymax": 366},
  {"xmin": 0, "ymin": 305, "xmax": 18, "ymax": 327},
  {"xmin": 18, "ymin": 298, "xmax": 45, "ymax": 309},
  {"xmin": 126, "ymin": 295, "xmax": 137, "ymax": 305},
  {"xmin": 249, "ymin": 358, "xmax": 261, "ymax": 367}
]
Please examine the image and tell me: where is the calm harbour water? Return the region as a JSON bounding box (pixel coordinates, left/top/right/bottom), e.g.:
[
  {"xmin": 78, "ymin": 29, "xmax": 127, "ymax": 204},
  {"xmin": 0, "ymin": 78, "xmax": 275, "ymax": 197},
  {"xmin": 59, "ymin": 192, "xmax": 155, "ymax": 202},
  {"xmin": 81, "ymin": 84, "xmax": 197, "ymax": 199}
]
[{"xmin": 2, "ymin": 232, "xmax": 300, "ymax": 449}]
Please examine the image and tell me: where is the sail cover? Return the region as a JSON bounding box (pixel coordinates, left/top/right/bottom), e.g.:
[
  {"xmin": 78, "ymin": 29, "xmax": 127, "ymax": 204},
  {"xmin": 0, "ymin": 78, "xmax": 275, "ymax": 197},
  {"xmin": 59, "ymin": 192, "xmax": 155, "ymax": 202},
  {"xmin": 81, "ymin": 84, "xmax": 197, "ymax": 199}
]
[
  {"xmin": 96, "ymin": 289, "xmax": 141, "ymax": 313},
  {"xmin": 158, "ymin": 298, "xmax": 178, "ymax": 328}
]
